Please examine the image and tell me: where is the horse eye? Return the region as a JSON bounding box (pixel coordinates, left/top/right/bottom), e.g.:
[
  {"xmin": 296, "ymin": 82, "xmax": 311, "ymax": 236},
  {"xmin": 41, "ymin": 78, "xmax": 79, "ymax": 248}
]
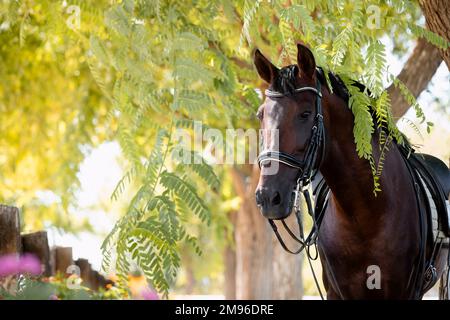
[
  {"xmin": 256, "ymin": 110, "xmax": 263, "ymax": 120},
  {"xmin": 299, "ymin": 111, "xmax": 311, "ymax": 119}
]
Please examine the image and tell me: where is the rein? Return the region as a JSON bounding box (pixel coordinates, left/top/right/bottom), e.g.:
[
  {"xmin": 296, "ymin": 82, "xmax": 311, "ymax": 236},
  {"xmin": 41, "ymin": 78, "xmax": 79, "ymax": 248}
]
[{"xmin": 257, "ymin": 76, "xmax": 333, "ymax": 299}]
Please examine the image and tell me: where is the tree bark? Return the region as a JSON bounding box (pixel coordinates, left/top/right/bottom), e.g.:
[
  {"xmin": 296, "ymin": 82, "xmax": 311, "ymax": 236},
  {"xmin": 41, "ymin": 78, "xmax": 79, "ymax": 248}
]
[
  {"xmin": 232, "ymin": 165, "xmax": 273, "ymax": 299},
  {"xmin": 419, "ymin": 0, "xmax": 450, "ymax": 69},
  {"xmin": 224, "ymin": 211, "xmax": 237, "ymax": 300},
  {"xmin": 380, "ymin": 0, "xmax": 450, "ymax": 119},
  {"xmin": 271, "ymin": 214, "xmax": 303, "ymax": 299},
  {"xmin": 184, "ymin": 260, "xmax": 196, "ymax": 295},
  {"xmin": 387, "ymin": 38, "xmax": 443, "ymax": 119},
  {"xmin": 231, "ymin": 165, "xmax": 303, "ymax": 299}
]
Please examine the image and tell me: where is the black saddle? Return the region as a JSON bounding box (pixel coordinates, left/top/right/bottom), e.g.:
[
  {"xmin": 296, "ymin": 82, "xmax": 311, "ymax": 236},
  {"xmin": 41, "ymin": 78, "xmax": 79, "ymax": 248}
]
[
  {"xmin": 415, "ymin": 154, "xmax": 450, "ymax": 198},
  {"xmin": 407, "ymin": 151, "xmax": 450, "ymax": 237}
]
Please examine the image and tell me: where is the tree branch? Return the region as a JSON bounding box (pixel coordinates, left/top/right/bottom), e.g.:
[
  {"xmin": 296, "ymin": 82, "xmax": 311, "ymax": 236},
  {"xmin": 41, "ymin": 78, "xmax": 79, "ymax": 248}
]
[
  {"xmin": 419, "ymin": 0, "xmax": 450, "ymax": 69},
  {"xmin": 387, "ymin": 38, "xmax": 442, "ymax": 120}
]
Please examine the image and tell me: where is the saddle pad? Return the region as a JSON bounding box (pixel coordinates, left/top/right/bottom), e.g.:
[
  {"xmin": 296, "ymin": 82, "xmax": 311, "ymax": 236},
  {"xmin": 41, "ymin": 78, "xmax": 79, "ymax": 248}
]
[
  {"xmin": 447, "ymin": 200, "xmax": 450, "ymax": 237},
  {"xmin": 417, "ymin": 170, "xmax": 450, "ymax": 241},
  {"xmin": 408, "ymin": 151, "xmax": 450, "ymax": 238}
]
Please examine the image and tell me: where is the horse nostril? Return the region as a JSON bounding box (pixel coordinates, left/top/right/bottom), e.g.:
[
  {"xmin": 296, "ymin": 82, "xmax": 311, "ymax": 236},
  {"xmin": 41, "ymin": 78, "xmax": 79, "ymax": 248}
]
[
  {"xmin": 255, "ymin": 190, "xmax": 263, "ymax": 206},
  {"xmin": 271, "ymin": 191, "xmax": 281, "ymax": 206}
]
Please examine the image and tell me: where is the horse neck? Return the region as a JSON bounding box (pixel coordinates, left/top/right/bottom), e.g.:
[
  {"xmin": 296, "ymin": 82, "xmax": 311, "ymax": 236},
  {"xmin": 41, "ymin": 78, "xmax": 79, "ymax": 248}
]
[{"xmin": 319, "ymin": 93, "xmax": 389, "ymax": 216}]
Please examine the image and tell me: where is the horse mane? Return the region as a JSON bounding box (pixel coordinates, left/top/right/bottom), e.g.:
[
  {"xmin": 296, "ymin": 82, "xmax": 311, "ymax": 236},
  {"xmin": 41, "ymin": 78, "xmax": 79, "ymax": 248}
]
[
  {"xmin": 271, "ymin": 65, "xmax": 410, "ymax": 148},
  {"xmin": 271, "ymin": 64, "xmax": 364, "ymax": 101}
]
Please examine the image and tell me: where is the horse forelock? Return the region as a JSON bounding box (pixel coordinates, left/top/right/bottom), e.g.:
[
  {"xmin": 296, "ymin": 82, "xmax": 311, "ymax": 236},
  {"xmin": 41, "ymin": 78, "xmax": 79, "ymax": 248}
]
[
  {"xmin": 272, "ymin": 65, "xmax": 298, "ymax": 95},
  {"xmin": 271, "ymin": 65, "xmax": 348, "ymax": 101}
]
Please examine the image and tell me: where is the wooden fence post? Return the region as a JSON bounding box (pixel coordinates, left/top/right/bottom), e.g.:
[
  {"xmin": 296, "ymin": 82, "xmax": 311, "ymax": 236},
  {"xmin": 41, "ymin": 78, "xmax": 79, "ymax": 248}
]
[
  {"xmin": 75, "ymin": 258, "xmax": 92, "ymax": 288},
  {"xmin": 0, "ymin": 205, "xmax": 21, "ymax": 255},
  {"xmin": 0, "ymin": 205, "xmax": 21, "ymax": 293},
  {"xmin": 52, "ymin": 246, "xmax": 73, "ymax": 276},
  {"xmin": 90, "ymin": 270, "xmax": 100, "ymax": 291},
  {"xmin": 21, "ymin": 231, "xmax": 51, "ymax": 276},
  {"xmin": 1, "ymin": 204, "xmax": 109, "ymax": 293}
]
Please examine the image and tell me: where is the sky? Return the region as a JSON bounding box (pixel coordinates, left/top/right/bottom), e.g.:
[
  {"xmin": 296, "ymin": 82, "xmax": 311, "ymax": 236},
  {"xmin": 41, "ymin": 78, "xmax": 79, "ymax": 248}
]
[
  {"xmin": 47, "ymin": 142, "xmax": 122, "ymax": 270},
  {"xmin": 397, "ymin": 61, "xmax": 450, "ymax": 160},
  {"xmin": 46, "ymin": 40, "xmax": 450, "ymax": 272}
]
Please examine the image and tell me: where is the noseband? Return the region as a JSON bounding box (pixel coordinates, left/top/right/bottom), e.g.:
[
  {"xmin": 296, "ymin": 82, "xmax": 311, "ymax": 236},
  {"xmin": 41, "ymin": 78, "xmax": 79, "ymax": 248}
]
[{"xmin": 257, "ymin": 76, "xmax": 328, "ymax": 299}]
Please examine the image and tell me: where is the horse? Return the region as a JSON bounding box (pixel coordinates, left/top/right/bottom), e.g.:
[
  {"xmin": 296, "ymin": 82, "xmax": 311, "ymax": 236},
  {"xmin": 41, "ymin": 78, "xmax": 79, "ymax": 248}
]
[{"xmin": 254, "ymin": 43, "xmax": 450, "ymax": 299}]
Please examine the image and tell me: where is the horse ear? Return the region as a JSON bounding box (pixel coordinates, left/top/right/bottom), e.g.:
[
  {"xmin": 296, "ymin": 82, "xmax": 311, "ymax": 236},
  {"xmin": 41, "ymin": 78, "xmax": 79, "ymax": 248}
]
[
  {"xmin": 297, "ymin": 44, "xmax": 316, "ymax": 79},
  {"xmin": 254, "ymin": 49, "xmax": 278, "ymax": 84}
]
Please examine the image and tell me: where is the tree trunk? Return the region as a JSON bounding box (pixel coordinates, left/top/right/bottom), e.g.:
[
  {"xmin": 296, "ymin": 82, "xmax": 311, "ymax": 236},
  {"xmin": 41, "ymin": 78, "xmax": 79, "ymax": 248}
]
[
  {"xmin": 419, "ymin": 0, "xmax": 450, "ymax": 69},
  {"xmin": 381, "ymin": 0, "xmax": 450, "ymax": 119},
  {"xmin": 231, "ymin": 165, "xmax": 303, "ymax": 299},
  {"xmin": 232, "ymin": 165, "xmax": 273, "ymax": 299},
  {"xmin": 184, "ymin": 263, "xmax": 196, "ymax": 295},
  {"xmin": 387, "ymin": 38, "xmax": 443, "ymax": 119},
  {"xmin": 224, "ymin": 211, "xmax": 237, "ymax": 300},
  {"xmin": 271, "ymin": 214, "xmax": 303, "ymax": 299}
]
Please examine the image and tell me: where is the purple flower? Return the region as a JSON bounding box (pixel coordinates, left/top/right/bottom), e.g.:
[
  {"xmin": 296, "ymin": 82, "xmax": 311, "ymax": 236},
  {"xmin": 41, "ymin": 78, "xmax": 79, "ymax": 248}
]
[
  {"xmin": 0, "ymin": 254, "xmax": 41, "ymax": 277},
  {"xmin": 0, "ymin": 254, "xmax": 20, "ymax": 277},
  {"xmin": 19, "ymin": 254, "xmax": 41, "ymax": 276},
  {"xmin": 141, "ymin": 288, "xmax": 159, "ymax": 300}
]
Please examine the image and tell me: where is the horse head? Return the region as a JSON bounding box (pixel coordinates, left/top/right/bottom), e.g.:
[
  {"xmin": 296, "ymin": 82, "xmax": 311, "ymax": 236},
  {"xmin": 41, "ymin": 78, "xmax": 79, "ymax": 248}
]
[{"xmin": 254, "ymin": 44, "xmax": 326, "ymax": 220}]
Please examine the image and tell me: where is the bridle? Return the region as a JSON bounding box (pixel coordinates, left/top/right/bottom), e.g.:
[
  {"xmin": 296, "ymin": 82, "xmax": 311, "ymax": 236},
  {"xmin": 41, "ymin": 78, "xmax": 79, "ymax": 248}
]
[
  {"xmin": 258, "ymin": 79, "xmax": 325, "ymax": 186},
  {"xmin": 257, "ymin": 76, "xmax": 326, "ymax": 231},
  {"xmin": 257, "ymin": 75, "xmax": 333, "ymax": 299}
]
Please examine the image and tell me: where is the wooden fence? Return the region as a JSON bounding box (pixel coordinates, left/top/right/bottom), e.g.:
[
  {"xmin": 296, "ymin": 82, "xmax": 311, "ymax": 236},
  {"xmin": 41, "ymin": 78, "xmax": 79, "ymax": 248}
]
[{"xmin": 0, "ymin": 204, "xmax": 112, "ymax": 291}]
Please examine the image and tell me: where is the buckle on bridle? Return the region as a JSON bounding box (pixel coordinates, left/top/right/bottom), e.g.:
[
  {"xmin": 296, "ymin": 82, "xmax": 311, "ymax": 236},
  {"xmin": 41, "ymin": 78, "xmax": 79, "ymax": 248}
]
[{"xmin": 293, "ymin": 179, "xmax": 304, "ymax": 213}]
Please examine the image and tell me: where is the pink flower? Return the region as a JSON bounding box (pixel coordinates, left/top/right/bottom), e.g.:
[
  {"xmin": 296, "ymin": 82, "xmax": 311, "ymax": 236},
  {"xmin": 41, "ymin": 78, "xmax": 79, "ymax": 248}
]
[
  {"xmin": 0, "ymin": 254, "xmax": 20, "ymax": 277},
  {"xmin": 19, "ymin": 254, "xmax": 41, "ymax": 276},
  {"xmin": 49, "ymin": 294, "xmax": 59, "ymax": 300},
  {"xmin": 141, "ymin": 288, "xmax": 159, "ymax": 300},
  {"xmin": 0, "ymin": 254, "xmax": 41, "ymax": 278}
]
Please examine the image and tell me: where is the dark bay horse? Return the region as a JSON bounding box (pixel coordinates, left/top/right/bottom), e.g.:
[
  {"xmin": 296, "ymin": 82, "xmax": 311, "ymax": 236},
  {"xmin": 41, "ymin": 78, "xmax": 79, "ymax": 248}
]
[{"xmin": 254, "ymin": 44, "xmax": 449, "ymax": 299}]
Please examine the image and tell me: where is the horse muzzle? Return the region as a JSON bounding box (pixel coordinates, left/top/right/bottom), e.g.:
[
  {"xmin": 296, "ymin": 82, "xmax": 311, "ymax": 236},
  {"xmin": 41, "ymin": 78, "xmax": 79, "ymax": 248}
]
[{"xmin": 255, "ymin": 186, "xmax": 293, "ymax": 220}]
